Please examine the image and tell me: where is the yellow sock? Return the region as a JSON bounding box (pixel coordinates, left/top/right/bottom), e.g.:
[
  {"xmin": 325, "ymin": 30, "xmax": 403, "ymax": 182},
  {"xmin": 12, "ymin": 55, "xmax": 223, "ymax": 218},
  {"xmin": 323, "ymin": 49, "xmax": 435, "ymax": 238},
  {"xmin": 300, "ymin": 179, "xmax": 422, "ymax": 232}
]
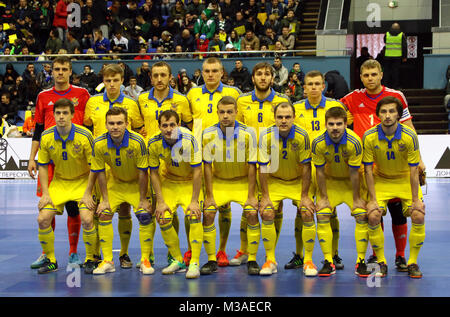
[
  {"xmin": 93, "ymin": 215, "xmax": 100, "ymax": 256},
  {"xmin": 239, "ymin": 212, "xmax": 248, "ymax": 253},
  {"xmin": 98, "ymin": 220, "xmax": 114, "ymax": 262},
  {"xmin": 407, "ymin": 223, "xmax": 425, "ymax": 265},
  {"xmin": 83, "ymin": 226, "xmax": 98, "ymax": 262},
  {"xmin": 274, "ymin": 212, "xmax": 283, "ymax": 246},
  {"xmin": 118, "ymin": 216, "xmax": 132, "ymax": 256},
  {"xmin": 354, "ymin": 220, "xmax": 369, "ymax": 262},
  {"xmin": 317, "ymin": 220, "xmax": 333, "ymax": 263},
  {"xmin": 330, "ymin": 211, "xmax": 340, "ymax": 256},
  {"xmin": 368, "ymin": 223, "xmax": 386, "ymax": 263},
  {"xmin": 302, "ymin": 221, "xmax": 316, "ymax": 262},
  {"xmin": 246, "ymin": 223, "xmax": 260, "ymax": 262},
  {"xmin": 203, "ymin": 224, "xmax": 217, "ymax": 261},
  {"xmin": 39, "ymin": 226, "xmax": 56, "ymax": 262},
  {"xmin": 218, "ymin": 205, "xmax": 232, "ymax": 251},
  {"xmin": 139, "ymin": 222, "xmax": 154, "ymax": 262},
  {"xmin": 160, "ymin": 221, "xmax": 183, "ymax": 263},
  {"xmin": 294, "ymin": 214, "xmax": 304, "ymax": 257},
  {"xmin": 261, "ymin": 220, "xmax": 276, "ymax": 263},
  {"xmin": 189, "ymin": 216, "xmax": 203, "ymax": 264}
]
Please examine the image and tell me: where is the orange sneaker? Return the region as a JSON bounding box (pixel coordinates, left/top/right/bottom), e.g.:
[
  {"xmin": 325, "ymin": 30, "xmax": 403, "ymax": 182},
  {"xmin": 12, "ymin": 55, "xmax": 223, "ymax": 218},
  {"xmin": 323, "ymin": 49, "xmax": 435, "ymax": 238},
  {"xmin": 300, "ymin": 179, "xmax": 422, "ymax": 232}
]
[
  {"xmin": 229, "ymin": 250, "xmax": 248, "ymax": 266},
  {"xmin": 259, "ymin": 260, "xmax": 277, "ymax": 275},
  {"xmin": 216, "ymin": 250, "xmax": 229, "ymax": 267},
  {"xmin": 183, "ymin": 250, "xmax": 192, "ymax": 266},
  {"xmin": 303, "ymin": 261, "xmax": 318, "ymax": 277},
  {"xmin": 140, "ymin": 259, "xmax": 155, "ymax": 275}
]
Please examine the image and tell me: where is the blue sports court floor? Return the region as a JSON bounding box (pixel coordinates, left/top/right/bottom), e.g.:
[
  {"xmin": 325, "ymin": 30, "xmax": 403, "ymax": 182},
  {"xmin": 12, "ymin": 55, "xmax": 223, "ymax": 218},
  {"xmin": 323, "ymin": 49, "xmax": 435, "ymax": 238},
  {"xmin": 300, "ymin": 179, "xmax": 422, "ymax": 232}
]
[{"xmin": 0, "ymin": 178, "xmax": 449, "ymax": 301}]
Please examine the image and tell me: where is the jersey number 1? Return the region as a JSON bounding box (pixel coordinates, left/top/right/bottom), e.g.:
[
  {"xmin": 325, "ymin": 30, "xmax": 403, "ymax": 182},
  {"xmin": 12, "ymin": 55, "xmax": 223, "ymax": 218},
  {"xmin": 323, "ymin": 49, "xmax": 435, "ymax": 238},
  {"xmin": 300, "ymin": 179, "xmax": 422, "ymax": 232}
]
[{"xmin": 386, "ymin": 151, "xmax": 396, "ymax": 160}]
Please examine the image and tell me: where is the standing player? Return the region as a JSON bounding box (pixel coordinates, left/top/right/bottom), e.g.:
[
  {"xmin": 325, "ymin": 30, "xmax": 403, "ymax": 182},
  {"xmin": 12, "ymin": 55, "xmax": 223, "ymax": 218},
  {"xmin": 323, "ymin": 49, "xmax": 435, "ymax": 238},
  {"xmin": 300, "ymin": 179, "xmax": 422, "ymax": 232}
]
[
  {"xmin": 138, "ymin": 61, "xmax": 193, "ymax": 266},
  {"xmin": 36, "ymin": 98, "xmax": 97, "ymax": 274},
  {"xmin": 84, "ymin": 63, "xmax": 145, "ymax": 269},
  {"xmin": 148, "ymin": 110, "xmax": 203, "ymax": 279},
  {"xmin": 234, "ymin": 62, "xmax": 290, "ymax": 266},
  {"xmin": 288, "ymin": 70, "xmax": 347, "ymax": 271},
  {"xmin": 311, "ymin": 107, "xmax": 371, "ymax": 277},
  {"xmin": 363, "ymin": 96, "xmax": 425, "ymax": 278},
  {"xmin": 28, "ymin": 56, "xmax": 91, "ymax": 268},
  {"xmin": 200, "ymin": 96, "xmax": 259, "ymax": 275},
  {"xmin": 340, "ymin": 59, "xmax": 425, "ymax": 271},
  {"xmin": 258, "ymin": 102, "xmax": 315, "ymax": 276},
  {"xmin": 85, "ymin": 107, "xmax": 153, "ymax": 275},
  {"xmin": 187, "ymin": 57, "xmax": 241, "ymax": 267}
]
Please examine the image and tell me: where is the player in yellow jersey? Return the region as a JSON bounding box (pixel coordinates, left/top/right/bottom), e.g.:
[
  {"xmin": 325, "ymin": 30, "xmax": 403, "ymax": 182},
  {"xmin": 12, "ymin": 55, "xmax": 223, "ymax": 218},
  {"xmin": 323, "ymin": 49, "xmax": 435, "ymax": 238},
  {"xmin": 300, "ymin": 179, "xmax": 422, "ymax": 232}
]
[
  {"xmin": 287, "ymin": 71, "xmax": 347, "ymax": 271},
  {"xmin": 363, "ymin": 97, "xmax": 425, "ymax": 278},
  {"xmin": 311, "ymin": 107, "xmax": 372, "ymax": 277},
  {"xmin": 148, "ymin": 110, "xmax": 203, "ymax": 279},
  {"xmin": 83, "ymin": 64, "xmax": 145, "ymax": 269},
  {"xmin": 83, "ymin": 107, "xmax": 153, "ymax": 275},
  {"xmin": 187, "ymin": 57, "xmax": 241, "ymax": 266},
  {"xmin": 138, "ymin": 61, "xmax": 193, "ymax": 139},
  {"xmin": 200, "ymin": 96, "xmax": 259, "ymax": 275},
  {"xmin": 36, "ymin": 98, "xmax": 97, "ymax": 274},
  {"xmin": 233, "ymin": 62, "xmax": 290, "ymax": 266},
  {"xmin": 137, "ymin": 61, "xmax": 193, "ymax": 267},
  {"xmin": 258, "ymin": 102, "xmax": 315, "ymax": 276}
]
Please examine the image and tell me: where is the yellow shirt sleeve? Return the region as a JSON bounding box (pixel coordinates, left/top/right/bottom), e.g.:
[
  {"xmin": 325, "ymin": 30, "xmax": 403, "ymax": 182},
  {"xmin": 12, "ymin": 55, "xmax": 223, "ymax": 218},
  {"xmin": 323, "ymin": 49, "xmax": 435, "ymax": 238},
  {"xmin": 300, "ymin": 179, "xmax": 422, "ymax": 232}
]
[
  {"xmin": 148, "ymin": 141, "xmax": 160, "ymax": 170},
  {"xmin": 91, "ymin": 142, "xmax": 106, "ymax": 172},
  {"xmin": 362, "ymin": 135, "xmax": 374, "ymax": 165},
  {"xmin": 311, "ymin": 139, "xmax": 326, "ymax": 167},
  {"xmin": 37, "ymin": 137, "xmax": 51, "ymax": 165}
]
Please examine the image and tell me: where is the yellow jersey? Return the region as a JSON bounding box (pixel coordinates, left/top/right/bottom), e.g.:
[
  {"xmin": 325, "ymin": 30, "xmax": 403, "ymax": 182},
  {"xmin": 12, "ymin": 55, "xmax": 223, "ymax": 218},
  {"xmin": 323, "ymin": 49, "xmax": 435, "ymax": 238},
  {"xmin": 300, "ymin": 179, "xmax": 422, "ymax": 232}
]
[
  {"xmin": 258, "ymin": 123, "xmax": 311, "ymax": 181},
  {"xmin": 84, "ymin": 91, "xmax": 144, "ymax": 138},
  {"xmin": 38, "ymin": 124, "xmax": 93, "ymax": 179},
  {"xmin": 237, "ymin": 89, "xmax": 290, "ymax": 135},
  {"xmin": 148, "ymin": 127, "xmax": 202, "ymax": 181},
  {"xmin": 202, "ymin": 121, "xmax": 257, "ymax": 180},
  {"xmin": 311, "ymin": 128, "xmax": 363, "ymax": 179},
  {"xmin": 362, "ymin": 123, "xmax": 420, "ymax": 179},
  {"xmin": 187, "ymin": 82, "xmax": 241, "ymax": 131},
  {"xmin": 294, "ymin": 96, "xmax": 348, "ymax": 141},
  {"xmin": 138, "ymin": 87, "xmax": 192, "ymax": 140},
  {"xmin": 91, "ymin": 129, "xmax": 148, "ymax": 182}
]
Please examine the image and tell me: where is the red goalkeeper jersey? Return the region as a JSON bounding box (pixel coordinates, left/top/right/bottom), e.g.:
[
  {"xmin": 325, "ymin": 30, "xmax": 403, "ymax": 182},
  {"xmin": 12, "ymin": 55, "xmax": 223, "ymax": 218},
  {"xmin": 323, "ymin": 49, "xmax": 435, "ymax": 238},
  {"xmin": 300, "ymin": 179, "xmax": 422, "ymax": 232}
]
[
  {"xmin": 340, "ymin": 86, "xmax": 412, "ymax": 138},
  {"xmin": 35, "ymin": 85, "xmax": 90, "ymax": 130}
]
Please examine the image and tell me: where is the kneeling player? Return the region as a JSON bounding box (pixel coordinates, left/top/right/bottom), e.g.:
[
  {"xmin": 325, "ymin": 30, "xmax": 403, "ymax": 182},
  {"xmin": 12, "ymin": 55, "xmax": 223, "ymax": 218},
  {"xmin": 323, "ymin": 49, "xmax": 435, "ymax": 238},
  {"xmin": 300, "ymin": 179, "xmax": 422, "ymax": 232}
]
[
  {"xmin": 363, "ymin": 96, "xmax": 425, "ymax": 278},
  {"xmin": 36, "ymin": 98, "xmax": 97, "ymax": 274},
  {"xmin": 312, "ymin": 107, "xmax": 371, "ymax": 277}
]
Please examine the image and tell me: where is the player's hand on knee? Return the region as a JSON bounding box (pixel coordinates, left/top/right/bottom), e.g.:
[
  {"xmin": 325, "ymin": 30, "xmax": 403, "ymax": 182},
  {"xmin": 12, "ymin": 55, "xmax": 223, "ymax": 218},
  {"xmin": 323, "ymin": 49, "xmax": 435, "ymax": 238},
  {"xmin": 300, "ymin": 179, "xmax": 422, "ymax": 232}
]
[
  {"xmin": 155, "ymin": 202, "xmax": 171, "ymax": 224},
  {"xmin": 28, "ymin": 160, "xmax": 37, "ymax": 179},
  {"xmin": 187, "ymin": 201, "xmax": 201, "ymax": 219},
  {"xmin": 411, "ymin": 199, "xmax": 425, "ymax": 215},
  {"xmin": 204, "ymin": 196, "xmax": 218, "ymax": 211},
  {"xmin": 316, "ymin": 197, "xmax": 331, "ymax": 213},
  {"xmin": 258, "ymin": 197, "xmax": 274, "ymax": 215},
  {"xmin": 366, "ymin": 200, "xmax": 381, "ymax": 215},
  {"xmin": 138, "ymin": 198, "xmax": 152, "ymax": 213},
  {"xmin": 96, "ymin": 200, "xmax": 111, "ymax": 216},
  {"xmin": 353, "ymin": 198, "xmax": 366, "ymax": 212},
  {"xmin": 244, "ymin": 195, "xmax": 259, "ymax": 210},
  {"xmin": 80, "ymin": 193, "xmax": 96, "ymax": 211},
  {"xmin": 38, "ymin": 194, "xmax": 54, "ymax": 210},
  {"xmin": 300, "ymin": 196, "xmax": 315, "ymax": 214}
]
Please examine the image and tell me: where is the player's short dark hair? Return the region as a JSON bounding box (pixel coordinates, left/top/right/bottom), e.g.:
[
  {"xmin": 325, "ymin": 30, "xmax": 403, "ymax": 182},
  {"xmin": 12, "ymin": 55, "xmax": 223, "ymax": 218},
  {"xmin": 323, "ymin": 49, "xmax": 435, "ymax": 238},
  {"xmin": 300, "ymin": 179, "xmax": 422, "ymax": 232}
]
[
  {"xmin": 217, "ymin": 96, "xmax": 237, "ymax": 110},
  {"xmin": 325, "ymin": 107, "xmax": 347, "ymax": 123},
  {"xmin": 106, "ymin": 106, "xmax": 128, "ymax": 122},
  {"xmin": 103, "ymin": 63, "xmax": 124, "ymax": 79},
  {"xmin": 274, "ymin": 101, "xmax": 295, "ymax": 117},
  {"xmin": 52, "ymin": 56, "xmax": 72, "ymax": 70},
  {"xmin": 53, "ymin": 98, "xmax": 75, "ymax": 114},
  {"xmin": 151, "ymin": 61, "xmax": 172, "ymax": 75},
  {"xmin": 304, "ymin": 70, "xmax": 324, "ymax": 83},
  {"xmin": 376, "ymin": 96, "xmax": 403, "ymax": 119},
  {"xmin": 158, "ymin": 110, "xmax": 180, "ymax": 125},
  {"xmin": 252, "ymin": 62, "xmax": 274, "ymax": 77}
]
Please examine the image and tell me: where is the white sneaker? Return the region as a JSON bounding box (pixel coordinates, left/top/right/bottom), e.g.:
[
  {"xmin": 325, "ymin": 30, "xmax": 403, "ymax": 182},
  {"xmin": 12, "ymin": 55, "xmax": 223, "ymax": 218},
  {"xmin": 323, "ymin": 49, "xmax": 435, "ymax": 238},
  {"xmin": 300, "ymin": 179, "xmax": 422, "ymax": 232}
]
[
  {"xmin": 303, "ymin": 261, "xmax": 318, "ymax": 277},
  {"xmin": 185, "ymin": 262, "xmax": 200, "ymax": 279},
  {"xmin": 93, "ymin": 261, "xmax": 115, "ymax": 275},
  {"xmin": 229, "ymin": 250, "xmax": 248, "ymax": 266},
  {"xmin": 140, "ymin": 259, "xmax": 155, "ymax": 275},
  {"xmin": 259, "ymin": 261, "xmax": 277, "ymax": 276},
  {"xmin": 162, "ymin": 260, "xmax": 186, "ymax": 275}
]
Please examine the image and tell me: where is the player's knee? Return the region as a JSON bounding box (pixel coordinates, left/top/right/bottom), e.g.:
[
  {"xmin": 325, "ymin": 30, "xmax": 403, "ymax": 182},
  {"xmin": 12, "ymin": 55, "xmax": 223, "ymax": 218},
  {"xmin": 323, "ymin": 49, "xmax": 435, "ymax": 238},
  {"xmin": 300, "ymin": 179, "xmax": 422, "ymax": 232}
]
[
  {"xmin": 261, "ymin": 208, "xmax": 274, "ymax": 221},
  {"xmin": 203, "ymin": 210, "xmax": 216, "ymax": 226},
  {"xmin": 355, "ymin": 214, "xmax": 368, "ymax": 224},
  {"xmin": 37, "ymin": 214, "xmax": 52, "ymax": 229},
  {"xmin": 65, "ymin": 201, "xmax": 80, "ymax": 217},
  {"xmin": 300, "ymin": 208, "xmax": 314, "ymax": 222},
  {"xmin": 99, "ymin": 213, "xmax": 113, "ymax": 222},
  {"xmin": 118, "ymin": 203, "xmax": 131, "ymax": 217},
  {"xmin": 367, "ymin": 211, "xmax": 381, "ymax": 226},
  {"xmin": 316, "ymin": 214, "xmax": 330, "ymax": 223},
  {"xmin": 410, "ymin": 210, "xmax": 425, "ymax": 224}
]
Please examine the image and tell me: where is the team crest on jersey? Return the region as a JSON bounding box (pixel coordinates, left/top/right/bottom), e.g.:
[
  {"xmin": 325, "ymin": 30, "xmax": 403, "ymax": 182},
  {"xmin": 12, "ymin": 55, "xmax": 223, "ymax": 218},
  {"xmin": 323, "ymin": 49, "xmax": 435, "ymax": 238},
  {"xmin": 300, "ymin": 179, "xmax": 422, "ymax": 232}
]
[
  {"xmin": 126, "ymin": 149, "xmax": 134, "ymax": 158},
  {"xmin": 291, "ymin": 142, "xmax": 299, "ymax": 152},
  {"xmin": 73, "ymin": 142, "xmax": 82, "ymax": 153},
  {"xmin": 398, "ymin": 143, "xmax": 406, "ymax": 152},
  {"xmin": 71, "ymin": 97, "xmax": 79, "ymax": 107}
]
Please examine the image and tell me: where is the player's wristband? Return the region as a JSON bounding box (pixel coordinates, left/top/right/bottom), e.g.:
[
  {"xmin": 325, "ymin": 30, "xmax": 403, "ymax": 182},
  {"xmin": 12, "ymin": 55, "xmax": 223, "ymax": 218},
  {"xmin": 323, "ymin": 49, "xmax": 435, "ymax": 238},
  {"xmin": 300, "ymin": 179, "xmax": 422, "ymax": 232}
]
[{"xmin": 32, "ymin": 123, "xmax": 45, "ymax": 142}]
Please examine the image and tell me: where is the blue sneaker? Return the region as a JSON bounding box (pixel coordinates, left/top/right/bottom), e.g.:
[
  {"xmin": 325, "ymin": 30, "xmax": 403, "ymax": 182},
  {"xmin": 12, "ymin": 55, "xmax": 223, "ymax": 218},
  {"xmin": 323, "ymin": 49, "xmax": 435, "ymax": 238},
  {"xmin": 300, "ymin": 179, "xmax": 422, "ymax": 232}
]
[
  {"xmin": 69, "ymin": 253, "xmax": 82, "ymax": 266},
  {"xmin": 31, "ymin": 254, "xmax": 47, "ymax": 269}
]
